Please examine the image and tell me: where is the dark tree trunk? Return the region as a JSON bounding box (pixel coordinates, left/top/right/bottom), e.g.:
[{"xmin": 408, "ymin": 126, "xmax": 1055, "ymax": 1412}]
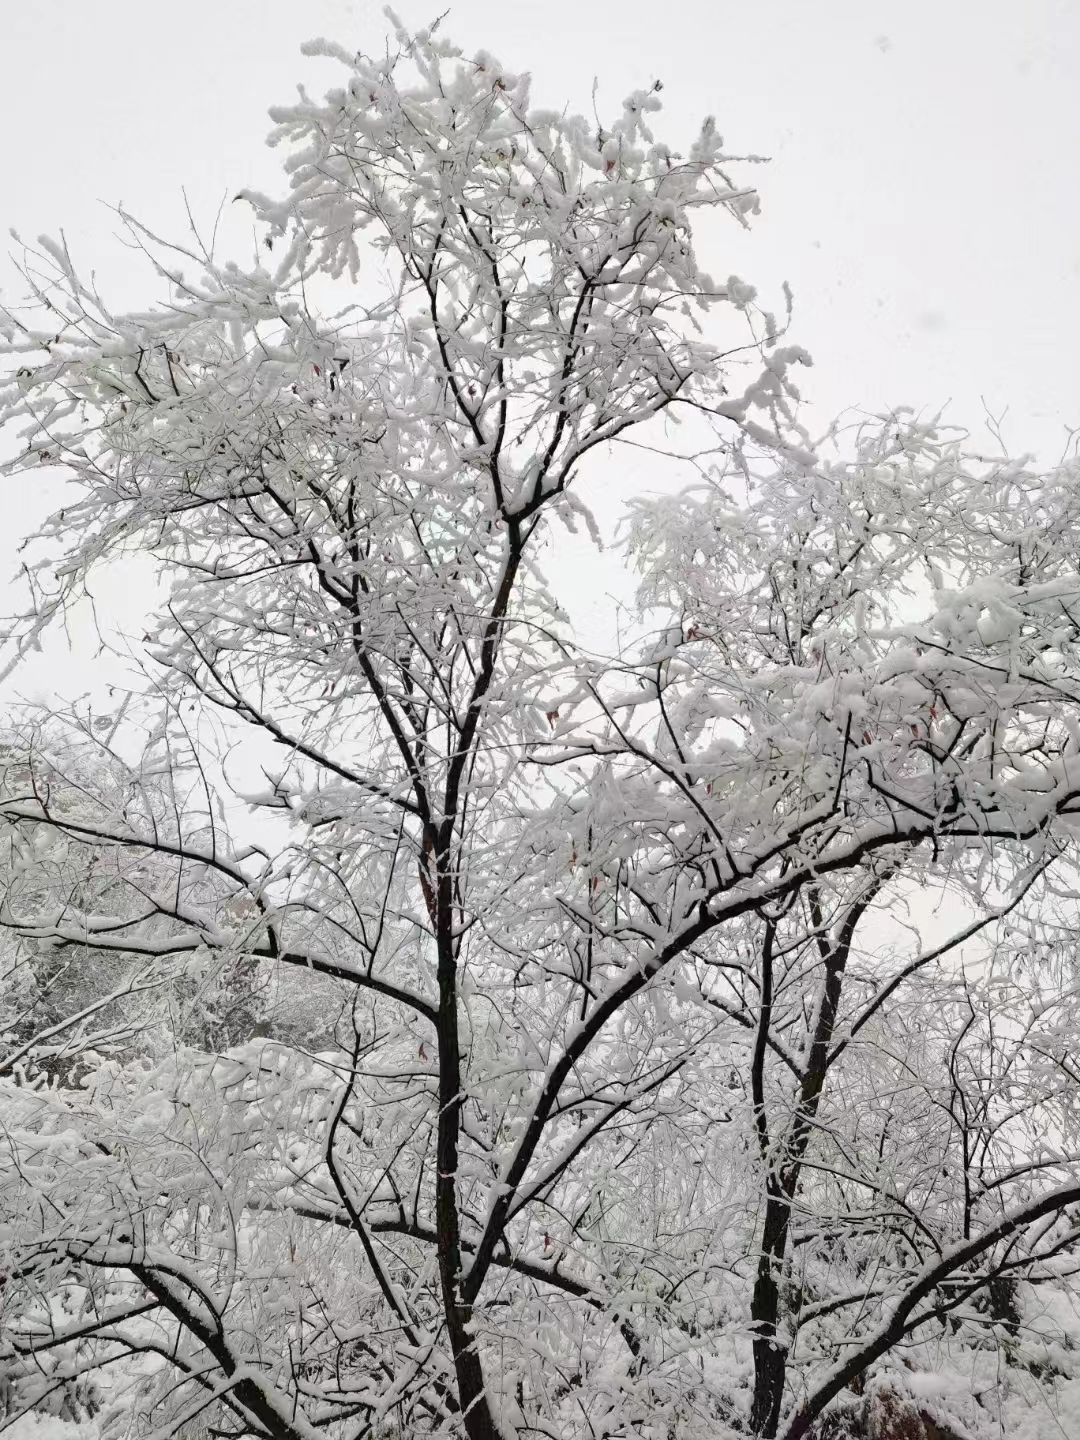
[
  {"xmin": 435, "ymin": 870, "xmax": 503, "ymax": 1440},
  {"xmin": 749, "ymin": 887, "xmax": 882, "ymax": 1436},
  {"xmin": 750, "ymin": 1191, "xmax": 793, "ymax": 1437}
]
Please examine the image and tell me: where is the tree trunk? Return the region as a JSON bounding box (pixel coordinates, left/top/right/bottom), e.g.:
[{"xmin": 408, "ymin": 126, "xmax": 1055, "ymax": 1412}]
[
  {"xmin": 435, "ymin": 873, "xmax": 503, "ymax": 1440},
  {"xmin": 750, "ymin": 1193, "xmax": 792, "ymax": 1437}
]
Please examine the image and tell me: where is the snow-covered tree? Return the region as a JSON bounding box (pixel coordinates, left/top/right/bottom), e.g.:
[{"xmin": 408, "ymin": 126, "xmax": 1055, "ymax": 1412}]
[{"xmin": 3, "ymin": 20, "xmax": 1080, "ymax": 1440}]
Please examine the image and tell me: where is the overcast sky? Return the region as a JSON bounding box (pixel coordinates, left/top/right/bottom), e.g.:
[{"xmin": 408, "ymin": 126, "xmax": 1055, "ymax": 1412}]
[{"xmin": 2, "ymin": 0, "xmax": 1078, "ymax": 696}]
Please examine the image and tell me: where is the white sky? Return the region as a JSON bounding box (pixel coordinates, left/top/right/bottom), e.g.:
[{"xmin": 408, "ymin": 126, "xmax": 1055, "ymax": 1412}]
[{"xmin": 2, "ymin": 0, "xmax": 1079, "ymax": 696}]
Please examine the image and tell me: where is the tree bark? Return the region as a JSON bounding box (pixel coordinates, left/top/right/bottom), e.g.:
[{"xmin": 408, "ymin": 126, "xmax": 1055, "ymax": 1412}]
[
  {"xmin": 435, "ymin": 867, "xmax": 502, "ymax": 1440},
  {"xmin": 750, "ymin": 889, "xmax": 879, "ymax": 1436}
]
